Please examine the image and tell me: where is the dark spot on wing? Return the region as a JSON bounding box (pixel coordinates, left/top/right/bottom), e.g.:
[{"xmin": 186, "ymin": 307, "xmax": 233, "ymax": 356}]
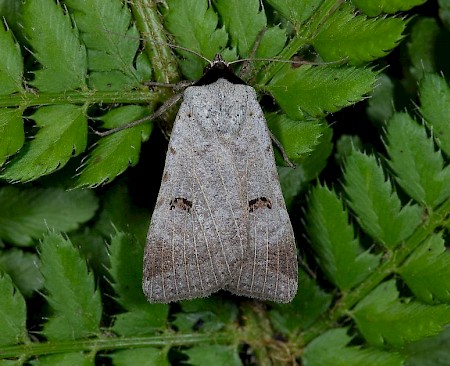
[
  {"xmin": 249, "ymin": 196, "xmax": 272, "ymax": 212},
  {"xmin": 170, "ymin": 197, "xmax": 193, "ymax": 212},
  {"xmin": 162, "ymin": 172, "xmax": 168, "ymax": 182},
  {"xmin": 170, "ymin": 147, "xmax": 176, "ymax": 154}
]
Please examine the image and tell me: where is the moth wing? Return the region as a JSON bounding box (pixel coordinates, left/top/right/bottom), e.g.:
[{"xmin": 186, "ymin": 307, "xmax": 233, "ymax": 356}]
[
  {"xmin": 143, "ymin": 95, "xmax": 247, "ymax": 303},
  {"xmin": 225, "ymin": 90, "xmax": 298, "ymax": 303}
]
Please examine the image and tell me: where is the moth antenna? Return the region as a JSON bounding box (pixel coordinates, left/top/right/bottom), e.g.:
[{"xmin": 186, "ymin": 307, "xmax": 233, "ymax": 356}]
[
  {"xmin": 98, "ymin": 27, "xmax": 213, "ymax": 65},
  {"xmin": 153, "ymin": 41, "xmax": 212, "ymax": 65},
  {"xmin": 229, "ymin": 57, "xmax": 346, "ymax": 67}
]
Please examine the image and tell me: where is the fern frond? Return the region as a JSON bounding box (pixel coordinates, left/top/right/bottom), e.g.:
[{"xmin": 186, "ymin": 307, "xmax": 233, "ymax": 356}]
[
  {"xmin": 23, "ymin": 0, "xmax": 87, "ymax": 92},
  {"xmin": 270, "ymin": 270, "xmax": 332, "ymax": 334},
  {"xmin": 352, "ymin": 0, "xmax": 427, "ymax": 16},
  {"xmin": 399, "ymin": 233, "xmax": 450, "ymax": 304},
  {"xmin": 406, "ymin": 18, "xmax": 440, "ymax": 81},
  {"xmin": 0, "ymin": 274, "xmax": 28, "ymax": 346},
  {"xmin": 386, "ymin": 112, "xmax": 450, "ymax": 208},
  {"xmin": 343, "ymin": 151, "xmax": 422, "ymax": 249},
  {"xmin": 164, "ymin": 0, "xmax": 235, "ymax": 79},
  {"xmin": 303, "ymin": 328, "xmax": 405, "ymax": 366},
  {"xmin": 108, "ymin": 233, "xmax": 168, "ymax": 336},
  {"xmin": 1, "ymin": 105, "xmax": 87, "ymax": 182},
  {"xmin": 0, "ymin": 23, "xmax": 24, "ymax": 95},
  {"xmin": 265, "ymin": 0, "xmax": 322, "ymax": 28},
  {"xmin": 266, "ymin": 114, "xmax": 327, "ymax": 162},
  {"xmin": 306, "ymin": 184, "xmax": 380, "ymax": 291},
  {"xmin": 351, "ymin": 280, "xmax": 450, "ymax": 347},
  {"xmin": 0, "ymin": 249, "xmax": 43, "ymax": 297},
  {"xmin": 64, "ymin": 0, "xmax": 148, "ymax": 90},
  {"xmin": 76, "ymin": 106, "xmax": 152, "ymax": 187},
  {"xmin": 267, "ymin": 65, "xmax": 377, "ymax": 118},
  {"xmin": 185, "ymin": 345, "xmax": 241, "ymax": 366},
  {"xmin": 0, "ymin": 108, "xmax": 24, "ymax": 166},
  {"xmin": 0, "ymin": 187, "xmax": 98, "ymax": 246},
  {"xmin": 110, "ymin": 348, "xmax": 168, "ymax": 366},
  {"xmin": 313, "ymin": 3, "xmax": 407, "ymax": 65},
  {"xmin": 419, "ymin": 73, "xmax": 450, "ymax": 157},
  {"xmin": 40, "ymin": 233, "xmax": 102, "ymax": 340}
]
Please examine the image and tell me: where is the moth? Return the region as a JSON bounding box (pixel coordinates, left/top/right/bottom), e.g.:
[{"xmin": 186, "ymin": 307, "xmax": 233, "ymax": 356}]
[{"xmin": 142, "ymin": 55, "xmax": 298, "ymax": 303}]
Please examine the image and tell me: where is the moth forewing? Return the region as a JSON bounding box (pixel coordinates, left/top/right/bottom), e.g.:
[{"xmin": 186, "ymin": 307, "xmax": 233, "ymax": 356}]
[
  {"xmin": 225, "ymin": 96, "xmax": 298, "ymax": 302},
  {"xmin": 143, "ymin": 57, "xmax": 298, "ymax": 303}
]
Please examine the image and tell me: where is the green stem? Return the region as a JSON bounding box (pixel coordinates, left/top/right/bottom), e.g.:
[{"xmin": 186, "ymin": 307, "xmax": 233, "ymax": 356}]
[
  {"xmin": 0, "ymin": 332, "xmax": 234, "ymax": 359},
  {"xmin": 130, "ymin": 0, "xmax": 180, "ymax": 84},
  {"xmin": 0, "ymin": 90, "xmax": 159, "ymax": 109}
]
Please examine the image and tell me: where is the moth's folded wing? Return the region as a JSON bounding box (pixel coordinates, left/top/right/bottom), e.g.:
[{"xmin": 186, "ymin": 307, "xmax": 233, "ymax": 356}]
[
  {"xmin": 143, "ymin": 100, "xmax": 247, "ymax": 303},
  {"xmin": 226, "ymin": 103, "xmax": 298, "ymax": 303}
]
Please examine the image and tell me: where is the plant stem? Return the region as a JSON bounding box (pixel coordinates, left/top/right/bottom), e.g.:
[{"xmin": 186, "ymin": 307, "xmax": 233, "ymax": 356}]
[
  {"xmin": 0, "ymin": 332, "xmax": 234, "ymax": 359},
  {"xmin": 0, "ymin": 90, "xmax": 159, "ymax": 109}
]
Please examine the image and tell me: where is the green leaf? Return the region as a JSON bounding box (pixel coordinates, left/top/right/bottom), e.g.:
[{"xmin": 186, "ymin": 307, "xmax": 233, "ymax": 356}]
[
  {"xmin": 23, "ymin": 0, "xmax": 87, "ymax": 92},
  {"xmin": 343, "ymin": 151, "xmax": 422, "ymax": 249},
  {"xmin": 112, "ymin": 309, "xmax": 168, "ymax": 337},
  {"xmin": 173, "ymin": 297, "xmax": 238, "ymax": 332},
  {"xmin": 76, "ymin": 106, "xmax": 152, "ymax": 187},
  {"xmin": 334, "ymin": 134, "xmax": 363, "ymax": 164},
  {"xmin": 265, "ymin": 0, "xmax": 322, "ymax": 28},
  {"xmin": 303, "ymin": 328, "xmax": 405, "ymax": 366},
  {"xmin": 254, "ymin": 26, "xmax": 286, "ymax": 59},
  {"xmin": 274, "ymin": 116, "xmax": 332, "ymax": 208},
  {"xmin": 110, "ymin": 348, "xmax": 168, "ymax": 366},
  {"xmin": 0, "ymin": 22, "xmax": 24, "ymax": 94},
  {"xmin": 313, "ymin": 3, "xmax": 406, "ymax": 65},
  {"xmin": 165, "ymin": 0, "xmax": 235, "ymax": 80},
  {"xmin": 185, "ymin": 345, "xmax": 241, "ymax": 366},
  {"xmin": 399, "ymin": 233, "xmax": 450, "ymax": 304},
  {"xmin": 0, "ymin": 273, "xmax": 28, "ymax": 346},
  {"xmin": 266, "ymin": 113, "xmax": 326, "ymax": 163},
  {"xmin": 1, "ymin": 105, "xmax": 87, "ymax": 182},
  {"xmin": 352, "ymin": 280, "xmax": 450, "ymax": 347},
  {"xmin": 40, "ymin": 233, "xmax": 102, "ymax": 340},
  {"xmin": 31, "ymin": 352, "xmax": 93, "ymax": 366},
  {"xmin": 277, "ymin": 124, "xmax": 333, "ymax": 209},
  {"xmin": 109, "ymin": 232, "xmax": 168, "ymax": 336},
  {"xmin": 215, "ymin": 0, "xmax": 266, "ymax": 57},
  {"xmin": 439, "ymin": 0, "xmax": 450, "ymax": 30},
  {"xmin": 64, "ymin": 0, "xmax": 146, "ymax": 91},
  {"xmin": 406, "ymin": 17, "xmax": 440, "ymax": 81},
  {"xmin": 266, "ymin": 65, "xmax": 377, "ymax": 118},
  {"xmin": 306, "ymin": 184, "xmax": 380, "ymax": 291},
  {"xmin": 0, "ymin": 108, "xmax": 24, "ymax": 166},
  {"xmin": 404, "ymin": 325, "xmax": 450, "ymax": 366},
  {"xmin": 0, "ymin": 249, "xmax": 43, "ymax": 297},
  {"xmin": 419, "ymin": 73, "xmax": 450, "ymax": 157},
  {"xmin": 215, "ymin": 0, "xmax": 286, "ymax": 60},
  {"xmin": 0, "ymin": 360, "xmax": 23, "ymax": 366},
  {"xmin": 277, "ymin": 166, "xmax": 304, "ymax": 210},
  {"xmin": 352, "ymin": 0, "xmax": 427, "ymax": 16},
  {"xmin": 270, "ymin": 270, "xmax": 332, "ymax": 334},
  {"xmin": 71, "ymin": 231, "xmax": 111, "ymax": 281},
  {"xmin": 95, "ymin": 182, "xmax": 150, "ymax": 240},
  {"xmin": 0, "ymin": 187, "xmax": 98, "ymax": 246},
  {"xmin": 108, "ymin": 232, "xmax": 149, "ymax": 310},
  {"xmin": 386, "ymin": 112, "xmax": 450, "ymax": 208},
  {"xmin": 366, "ymin": 73, "xmax": 396, "ymax": 127}
]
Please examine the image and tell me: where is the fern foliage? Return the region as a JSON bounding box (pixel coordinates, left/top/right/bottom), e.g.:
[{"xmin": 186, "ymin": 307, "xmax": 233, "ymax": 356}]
[{"xmin": 1, "ymin": 0, "xmax": 450, "ymax": 365}]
